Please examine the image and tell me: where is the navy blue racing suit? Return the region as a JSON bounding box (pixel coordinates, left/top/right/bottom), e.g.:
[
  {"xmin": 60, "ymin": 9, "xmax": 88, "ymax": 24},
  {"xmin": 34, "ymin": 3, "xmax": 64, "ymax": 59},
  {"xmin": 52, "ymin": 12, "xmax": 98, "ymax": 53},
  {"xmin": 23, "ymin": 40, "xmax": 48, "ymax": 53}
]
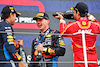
[
  {"xmin": 29, "ymin": 28, "xmax": 66, "ymax": 67},
  {"xmin": 0, "ymin": 20, "xmax": 21, "ymax": 67}
]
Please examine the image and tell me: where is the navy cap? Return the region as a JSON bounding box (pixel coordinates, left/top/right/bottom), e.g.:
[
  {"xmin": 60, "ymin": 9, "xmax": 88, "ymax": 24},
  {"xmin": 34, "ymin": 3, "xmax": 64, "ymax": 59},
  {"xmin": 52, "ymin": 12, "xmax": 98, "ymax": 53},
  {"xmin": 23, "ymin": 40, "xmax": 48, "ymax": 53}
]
[
  {"xmin": 1, "ymin": 6, "xmax": 21, "ymax": 17},
  {"xmin": 33, "ymin": 12, "xmax": 49, "ymax": 20}
]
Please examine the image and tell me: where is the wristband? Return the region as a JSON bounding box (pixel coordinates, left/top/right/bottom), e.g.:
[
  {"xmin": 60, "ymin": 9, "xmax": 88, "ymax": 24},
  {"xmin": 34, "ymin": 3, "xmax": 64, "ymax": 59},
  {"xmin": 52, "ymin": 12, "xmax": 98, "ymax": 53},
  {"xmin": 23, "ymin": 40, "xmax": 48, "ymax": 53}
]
[
  {"xmin": 60, "ymin": 19, "xmax": 66, "ymax": 24},
  {"xmin": 88, "ymin": 15, "xmax": 95, "ymax": 21}
]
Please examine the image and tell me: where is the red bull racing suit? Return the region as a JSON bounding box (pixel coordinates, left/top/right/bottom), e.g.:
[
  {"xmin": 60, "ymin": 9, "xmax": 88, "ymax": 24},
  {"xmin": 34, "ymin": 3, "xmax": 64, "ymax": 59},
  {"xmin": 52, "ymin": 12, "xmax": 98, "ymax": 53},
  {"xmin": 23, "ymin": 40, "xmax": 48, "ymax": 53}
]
[
  {"xmin": 59, "ymin": 17, "xmax": 100, "ymax": 67},
  {"xmin": 29, "ymin": 28, "xmax": 65, "ymax": 67},
  {"xmin": 0, "ymin": 20, "xmax": 21, "ymax": 67}
]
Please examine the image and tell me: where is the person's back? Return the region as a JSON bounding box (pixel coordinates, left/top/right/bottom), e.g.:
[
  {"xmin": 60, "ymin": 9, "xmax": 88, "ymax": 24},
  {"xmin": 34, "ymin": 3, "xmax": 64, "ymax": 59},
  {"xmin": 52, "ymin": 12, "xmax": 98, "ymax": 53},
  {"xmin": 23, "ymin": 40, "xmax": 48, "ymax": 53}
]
[
  {"xmin": 59, "ymin": 16, "xmax": 99, "ymax": 67},
  {"xmin": 63, "ymin": 17, "xmax": 99, "ymax": 52}
]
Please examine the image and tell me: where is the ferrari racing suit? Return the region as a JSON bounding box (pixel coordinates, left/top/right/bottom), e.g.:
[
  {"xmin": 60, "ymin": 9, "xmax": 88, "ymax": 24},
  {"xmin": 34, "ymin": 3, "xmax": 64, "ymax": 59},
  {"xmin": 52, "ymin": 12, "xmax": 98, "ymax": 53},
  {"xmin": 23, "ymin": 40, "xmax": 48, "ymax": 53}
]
[{"xmin": 59, "ymin": 17, "xmax": 100, "ymax": 67}]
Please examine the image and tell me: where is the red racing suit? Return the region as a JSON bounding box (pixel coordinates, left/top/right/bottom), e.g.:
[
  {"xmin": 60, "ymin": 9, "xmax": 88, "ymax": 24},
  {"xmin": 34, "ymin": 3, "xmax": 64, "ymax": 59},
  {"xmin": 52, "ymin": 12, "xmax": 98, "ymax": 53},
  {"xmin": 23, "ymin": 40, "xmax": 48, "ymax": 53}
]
[{"xmin": 59, "ymin": 17, "xmax": 100, "ymax": 67}]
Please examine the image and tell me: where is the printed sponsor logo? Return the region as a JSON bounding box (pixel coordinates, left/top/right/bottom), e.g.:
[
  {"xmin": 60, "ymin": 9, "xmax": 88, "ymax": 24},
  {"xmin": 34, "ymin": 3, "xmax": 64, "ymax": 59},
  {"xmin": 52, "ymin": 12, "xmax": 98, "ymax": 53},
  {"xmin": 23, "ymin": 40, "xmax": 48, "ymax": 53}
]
[
  {"xmin": 0, "ymin": 17, "xmax": 38, "ymax": 29},
  {"xmin": 5, "ymin": 27, "xmax": 11, "ymax": 29},
  {"xmin": 16, "ymin": 17, "xmax": 36, "ymax": 23},
  {"xmin": 78, "ymin": 29, "xmax": 92, "ymax": 33},
  {"xmin": 0, "ymin": 17, "xmax": 36, "ymax": 23},
  {"xmin": 0, "ymin": 0, "xmax": 45, "ymax": 29},
  {"xmin": 9, "ymin": 42, "xmax": 14, "ymax": 44}
]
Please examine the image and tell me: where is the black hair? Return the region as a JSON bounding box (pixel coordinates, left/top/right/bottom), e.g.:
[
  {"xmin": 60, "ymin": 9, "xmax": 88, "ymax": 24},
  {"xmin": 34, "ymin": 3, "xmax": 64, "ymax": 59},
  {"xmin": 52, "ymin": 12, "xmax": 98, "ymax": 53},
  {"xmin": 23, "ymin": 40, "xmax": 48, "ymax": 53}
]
[
  {"xmin": 74, "ymin": 9, "xmax": 87, "ymax": 17},
  {"xmin": 1, "ymin": 14, "xmax": 10, "ymax": 20},
  {"xmin": 1, "ymin": 12, "xmax": 14, "ymax": 20},
  {"xmin": 80, "ymin": 13, "xmax": 85, "ymax": 17},
  {"xmin": 80, "ymin": 12, "xmax": 88, "ymax": 17}
]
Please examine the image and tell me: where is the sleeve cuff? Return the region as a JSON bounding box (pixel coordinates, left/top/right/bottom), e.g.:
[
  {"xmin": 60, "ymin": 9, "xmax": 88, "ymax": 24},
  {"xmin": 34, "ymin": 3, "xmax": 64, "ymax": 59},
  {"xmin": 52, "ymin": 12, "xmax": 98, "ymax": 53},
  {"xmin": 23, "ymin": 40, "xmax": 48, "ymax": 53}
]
[{"xmin": 60, "ymin": 19, "xmax": 66, "ymax": 24}]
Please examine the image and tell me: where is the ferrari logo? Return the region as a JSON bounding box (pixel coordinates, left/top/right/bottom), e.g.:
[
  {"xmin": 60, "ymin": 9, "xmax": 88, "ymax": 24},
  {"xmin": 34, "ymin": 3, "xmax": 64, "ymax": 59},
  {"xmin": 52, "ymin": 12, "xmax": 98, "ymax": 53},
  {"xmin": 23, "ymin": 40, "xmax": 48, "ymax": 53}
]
[{"xmin": 82, "ymin": 21, "xmax": 86, "ymax": 25}]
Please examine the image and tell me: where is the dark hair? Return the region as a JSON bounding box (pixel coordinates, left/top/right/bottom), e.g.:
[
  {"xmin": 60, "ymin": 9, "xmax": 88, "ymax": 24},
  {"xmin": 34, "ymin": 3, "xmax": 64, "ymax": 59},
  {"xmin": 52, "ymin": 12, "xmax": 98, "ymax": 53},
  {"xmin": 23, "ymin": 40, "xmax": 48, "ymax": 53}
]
[
  {"xmin": 1, "ymin": 12, "xmax": 14, "ymax": 20},
  {"xmin": 80, "ymin": 13, "xmax": 87, "ymax": 17},
  {"xmin": 1, "ymin": 14, "xmax": 9, "ymax": 20},
  {"xmin": 74, "ymin": 9, "xmax": 87, "ymax": 17}
]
